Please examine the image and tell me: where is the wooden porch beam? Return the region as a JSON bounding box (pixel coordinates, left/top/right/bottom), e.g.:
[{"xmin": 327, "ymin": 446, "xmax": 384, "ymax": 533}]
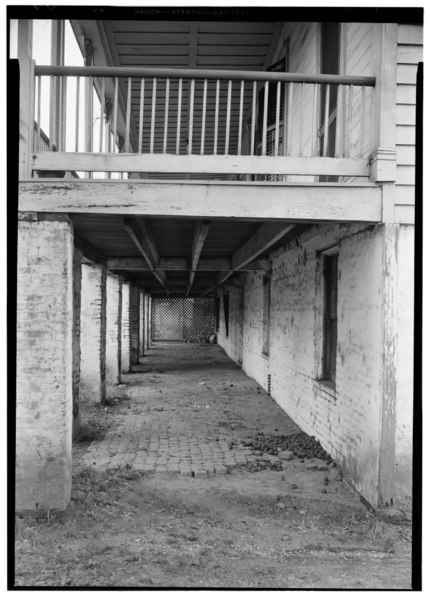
[
  {"xmin": 204, "ymin": 223, "xmax": 295, "ymax": 295},
  {"xmin": 32, "ymin": 152, "xmax": 370, "ymax": 177},
  {"xmin": 18, "ymin": 180, "xmax": 382, "ymax": 223},
  {"xmin": 106, "ymin": 257, "xmax": 270, "ymax": 272},
  {"xmin": 186, "ymin": 220, "xmax": 210, "ymax": 296},
  {"xmin": 123, "ymin": 217, "xmax": 169, "ymax": 294}
]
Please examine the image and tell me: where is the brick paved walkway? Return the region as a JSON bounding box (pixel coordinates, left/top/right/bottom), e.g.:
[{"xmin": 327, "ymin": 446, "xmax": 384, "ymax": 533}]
[{"xmin": 80, "ymin": 343, "xmax": 302, "ymax": 477}]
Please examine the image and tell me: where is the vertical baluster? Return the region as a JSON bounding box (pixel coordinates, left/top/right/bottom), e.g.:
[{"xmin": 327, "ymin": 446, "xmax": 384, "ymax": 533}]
[
  {"xmin": 125, "ymin": 77, "xmax": 131, "ymax": 152},
  {"xmin": 359, "ymin": 85, "xmax": 366, "ymax": 157},
  {"xmin": 286, "ymin": 82, "xmax": 293, "ymax": 156},
  {"xmin": 323, "ymin": 83, "xmax": 330, "ymax": 157},
  {"xmin": 99, "ymin": 77, "xmax": 105, "ymax": 153},
  {"xmin": 347, "ymin": 84, "xmax": 353, "ymax": 158},
  {"xmin": 75, "ymin": 76, "xmax": 80, "ymax": 152},
  {"xmin": 311, "ymin": 82, "xmax": 318, "ymax": 155},
  {"xmin": 61, "ymin": 75, "xmax": 67, "ymax": 152},
  {"xmin": 335, "ymin": 84, "xmax": 342, "ymax": 158},
  {"xmin": 225, "ymin": 79, "xmax": 232, "ymax": 155},
  {"xmin": 282, "ymin": 81, "xmax": 288, "ymax": 156},
  {"xmin": 214, "ymin": 79, "xmax": 220, "ymax": 154},
  {"xmin": 85, "ymin": 74, "xmax": 92, "ymax": 154},
  {"xmin": 237, "ymin": 79, "xmax": 244, "ymax": 155},
  {"xmin": 200, "ymin": 79, "xmax": 207, "ymax": 155},
  {"xmin": 298, "ymin": 83, "xmax": 305, "ymax": 157},
  {"xmin": 36, "ymin": 75, "xmax": 41, "ymax": 152},
  {"xmin": 138, "ymin": 78, "xmax": 145, "ymax": 153},
  {"xmin": 188, "ymin": 78, "xmax": 195, "ymax": 154},
  {"xmin": 262, "ymin": 81, "xmax": 269, "ymax": 156},
  {"xmin": 163, "ymin": 77, "xmax": 170, "ymax": 153},
  {"xmin": 274, "ymin": 80, "xmax": 281, "ymax": 157},
  {"xmin": 112, "ymin": 76, "xmax": 118, "ymax": 152},
  {"xmin": 250, "ymin": 80, "xmax": 257, "ymax": 155},
  {"xmin": 176, "ymin": 78, "xmax": 182, "ymax": 154},
  {"xmin": 150, "ymin": 77, "xmax": 157, "ymax": 153}
]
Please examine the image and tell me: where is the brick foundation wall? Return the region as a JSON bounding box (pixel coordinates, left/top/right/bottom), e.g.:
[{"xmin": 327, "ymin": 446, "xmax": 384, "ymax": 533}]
[
  {"xmin": 106, "ymin": 273, "xmax": 122, "ymax": 389},
  {"xmin": 16, "ymin": 215, "xmax": 74, "ymax": 512},
  {"xmin": 218, "ymin": 223, "xmax": 413, "ymax": 508},
  {"xmin": 121, "ymin": 282, "xmax": 131, "ymax": 373},
  {"xmin": 80, "ymin": 263, "xmax": 107, "ymax": 404}
]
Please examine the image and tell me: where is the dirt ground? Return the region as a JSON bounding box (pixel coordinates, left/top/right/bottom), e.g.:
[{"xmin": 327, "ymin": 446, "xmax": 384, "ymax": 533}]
[{"xmin": 14, "ymin": 344, "xmax": 413, "ymax": 589}]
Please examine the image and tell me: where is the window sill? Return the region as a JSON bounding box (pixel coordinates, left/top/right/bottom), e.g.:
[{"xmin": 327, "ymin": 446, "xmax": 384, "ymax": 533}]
[{"xmin": 315, "ymin": 379, "xmax": 336, "ymax": 398}]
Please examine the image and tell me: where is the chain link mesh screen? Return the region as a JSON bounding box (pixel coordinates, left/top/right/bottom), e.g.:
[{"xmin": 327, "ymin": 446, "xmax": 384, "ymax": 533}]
[{"xmin": 152, "ymin": 297, "xmax": 216, "ymax": 341}]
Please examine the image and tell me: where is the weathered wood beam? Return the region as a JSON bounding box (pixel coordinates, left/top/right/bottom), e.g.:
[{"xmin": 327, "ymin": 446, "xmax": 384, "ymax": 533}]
[
  {"xmin": 32, "ymin": 152, "xmax": 370, "ymax": 177},
  {"xmin": 18, "ymin": 20, "xmax": 34, "ymax": 179},
  {"xmin": 18, "ymin": 180, "xmax": 382, "ymax": 223},
  {"xmin": 204, "ymin": 223, "xmax": 295, "ymax": 295},
  {"xmin": 187, "ymin": 221, "xmax": 210, "ymax": 296},
  {"xmin": 123, "ymin": 217, "xmax": 169, "ymax": 294},
  {"xmin": 106, "ymin": 257, "xmax": 270, "ymax": 272}
]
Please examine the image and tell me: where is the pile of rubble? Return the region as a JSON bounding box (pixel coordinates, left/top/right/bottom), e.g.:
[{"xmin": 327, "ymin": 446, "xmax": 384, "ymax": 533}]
[{"xmin": 241, "ymin": 432, "xmax": 334, "ymax": 463}]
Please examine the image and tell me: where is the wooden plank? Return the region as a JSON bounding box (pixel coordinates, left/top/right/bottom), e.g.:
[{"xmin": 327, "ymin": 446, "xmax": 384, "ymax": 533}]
[
  {"xmin": 396, "ymin": 64, "xmax": 419, "ymax": 85},
  {"xmin": 123, "ymin": 217, "xmax": 169, "ymax": 293},
  {"xmin": 394, "ymin": 204, "xmax": 415, "ymax": 224},
  {"xmin": 395, "ymin": 144, "xmax": 416, "ymax": 166},
  {"xmin": 163, "ymin": 78, "xmax": 170, "ymax": 153},
  {"xmin": 397, "ymin": 45, "xmax": 423, "ymax": 64},
  {"xmin": 32, "ymin": 152, "xmax": 370, "ymax": 177},
  {"xmin": 106, "ymin": 257, "xmax": 270, "ymax": 272},
  {"xmin": 397, "ymin": 24, "xmax": 423, "ymax": 45},
  {"xmin": 394, "ymin": 186, "xmax": 415, "ymax": 206},
  {"xmin": 396, "ymin": 165, "xmax": 415, "ymax": 185},
  {"xmin": 396, "ymin": 83, "xmax": 417, "ymax": 105},
  {"xmin": 187, "ymin": 221, "xmax": 210, "ymax": 295},
  {"xmin": 19, "ymin": 180, "xmax": 382, "ymax": 222},
  {"xmin": 396, "ymin": 104, "xmax": 416, "ymax": 126},
  {"xmin": 396, "ymin": 124, "xmax": 416, "ymax": 145}
]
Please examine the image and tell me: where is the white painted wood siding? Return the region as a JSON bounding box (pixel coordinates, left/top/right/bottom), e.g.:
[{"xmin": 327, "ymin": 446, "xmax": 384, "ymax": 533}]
[{"xmin": 395, "ymin": 24, "xmax": 422, "ymax": 224}]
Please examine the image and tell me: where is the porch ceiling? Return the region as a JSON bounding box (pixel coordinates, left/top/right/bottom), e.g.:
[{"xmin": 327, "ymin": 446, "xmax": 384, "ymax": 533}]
[
  {"xmin": 102, "ymin": 21, "xmax": 280, "ymax": 71},
  {"xmin": 71, "ymin": 213, "xmax": 295, "ymax": 296}
]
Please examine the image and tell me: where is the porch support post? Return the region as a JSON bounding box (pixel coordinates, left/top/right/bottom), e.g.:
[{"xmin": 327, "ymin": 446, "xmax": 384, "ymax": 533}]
[
  {"xmin": 121, "ymin": 281, "xmax": 131, "ymax": 373},
  {"xmin": 106, "ymin": 272, "xmax": 122, "ymax": 388},
  {"xmin": 80, "ymin": 262, "xmax": 107, "ymax": 404},
  {"xmin": 16, "ymin": 212, "xmax": 75, "ymax": 512},
  {"xmin": 130, "ymin": 285, "xmax": 140, "ymax": 365}
]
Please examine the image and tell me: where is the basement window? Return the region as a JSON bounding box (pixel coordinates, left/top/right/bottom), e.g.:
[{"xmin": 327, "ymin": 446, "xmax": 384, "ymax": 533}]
[
  {"xmin": 223, "ymin": 293, "xmax": 230, "ymax": 337},
  {"xmin": 322, "ymin": 253, "xmax": 338, "ymax": 383},
  {"xmin": 262, "ymin": 275, "xmax": 271, "ymax": 356}
]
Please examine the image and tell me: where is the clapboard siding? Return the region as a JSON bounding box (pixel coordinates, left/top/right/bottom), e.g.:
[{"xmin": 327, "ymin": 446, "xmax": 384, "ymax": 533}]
[{"xmin": 395, "ymin": 24, "xmax": 422, "ymax": 224}]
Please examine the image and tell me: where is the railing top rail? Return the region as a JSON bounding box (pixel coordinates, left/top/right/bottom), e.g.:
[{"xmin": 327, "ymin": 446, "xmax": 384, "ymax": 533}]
[{"xmin": 34, "ymin": 65, "xmax": 376, "ymax": 87}]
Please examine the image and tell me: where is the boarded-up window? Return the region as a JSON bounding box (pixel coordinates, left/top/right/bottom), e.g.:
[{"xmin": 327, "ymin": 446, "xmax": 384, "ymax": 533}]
[
  {"xmin": 223, "ymin": 293, "xmax": 230, "ymax": 337},
  {"xmin": 322, "ymin": 254, "xmax": 338, "ymax": 382},
  {"xmin": 262, "ymin": 275, "xmax": 271, "ymax": 356}
]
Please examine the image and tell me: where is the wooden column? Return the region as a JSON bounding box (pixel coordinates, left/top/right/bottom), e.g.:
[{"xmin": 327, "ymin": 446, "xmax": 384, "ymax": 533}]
[
  {"xmin": 369, "ymin": 24, "xmax": 398, "ymax": 222},
  {"xmin": 18, "ymin": 20, "xmax": 34, "ymax": 179}
]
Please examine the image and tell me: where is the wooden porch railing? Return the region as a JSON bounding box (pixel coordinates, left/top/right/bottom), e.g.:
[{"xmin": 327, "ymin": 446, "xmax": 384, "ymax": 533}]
[{"xmin": 30, "ymin": 65, "xmax": 376, "ymax": 179}]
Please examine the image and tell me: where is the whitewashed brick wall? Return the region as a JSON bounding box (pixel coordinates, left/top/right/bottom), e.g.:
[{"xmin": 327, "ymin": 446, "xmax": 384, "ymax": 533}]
[
  {"xmin": 72, "ymin": 247, "xmax": 82, "ymax": 438},
  {"xmin": 16, "ymin": 215, "xmax": 74, "ymax": 512},
  {"xmin": 218, "ymin": 223, "xmax": 413, "ymax": 508}
]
